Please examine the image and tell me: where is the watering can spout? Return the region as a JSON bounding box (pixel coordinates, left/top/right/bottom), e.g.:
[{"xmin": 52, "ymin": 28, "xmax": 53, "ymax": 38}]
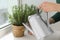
[{"xmin": 22, "ymin": 23, "xmax": 34, "ymax": 34}]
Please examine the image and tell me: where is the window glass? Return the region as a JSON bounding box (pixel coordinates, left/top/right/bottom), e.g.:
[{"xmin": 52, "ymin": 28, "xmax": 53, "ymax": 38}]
[{"xmin": 0, "ymin": 0, "xmax": 17, "ymax": 28}]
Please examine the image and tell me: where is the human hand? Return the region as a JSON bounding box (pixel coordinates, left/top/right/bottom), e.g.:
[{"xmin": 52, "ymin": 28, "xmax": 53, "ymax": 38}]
[{"xmin": 38, "ymin": 2, "xmax": 58, "ymax": 12}]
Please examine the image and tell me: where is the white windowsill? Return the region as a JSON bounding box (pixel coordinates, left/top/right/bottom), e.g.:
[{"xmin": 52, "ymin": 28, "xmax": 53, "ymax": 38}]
[
  {"xmin": 0, "ymin": 32, "xmax": 37, "ymax": 40},
  {"xmin": 0, "ymin": 22, "xmax": 11, "ymax": 38},
  {"xmin": 0, "ymin": 22, "xmax": 10, "ymax": 29},
  {"xmin": 1, "ymin": 31, "xmax": 60, "ymax": 40}
]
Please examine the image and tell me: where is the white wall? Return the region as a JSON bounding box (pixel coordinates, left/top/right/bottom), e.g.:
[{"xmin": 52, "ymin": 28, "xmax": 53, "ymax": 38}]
[{"xmin": 22, "ymin": 0, "xmax": 56, "ymax": 6}]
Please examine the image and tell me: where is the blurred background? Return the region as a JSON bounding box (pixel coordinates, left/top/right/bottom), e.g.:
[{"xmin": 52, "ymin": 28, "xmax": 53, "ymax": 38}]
[{"xmin": 0, "ymin": 0, "xmax": 60, "ymax": 40}]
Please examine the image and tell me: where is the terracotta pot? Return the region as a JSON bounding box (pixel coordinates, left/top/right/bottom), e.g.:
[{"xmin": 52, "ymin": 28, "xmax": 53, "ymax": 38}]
[{"xmin": 12, "ymin": 25, "xmax": 25, "ymax": 37}]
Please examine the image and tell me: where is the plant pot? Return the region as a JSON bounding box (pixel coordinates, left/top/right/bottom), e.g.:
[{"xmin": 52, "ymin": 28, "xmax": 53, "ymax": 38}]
[{"xmin": 12, "ymin": 25, "xmax": 25, "ymax": 37}]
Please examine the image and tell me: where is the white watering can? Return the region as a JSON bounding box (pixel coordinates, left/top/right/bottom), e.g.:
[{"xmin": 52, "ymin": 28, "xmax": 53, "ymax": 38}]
[{"xmin": 23, "ymin": 9, "xmax": 54, "ymax": 40}]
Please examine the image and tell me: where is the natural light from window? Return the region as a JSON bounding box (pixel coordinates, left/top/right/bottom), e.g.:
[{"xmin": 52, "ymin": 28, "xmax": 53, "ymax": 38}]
[{"xmin": 0, "ymin": 0, "xmax": 17, "ymax": 28}]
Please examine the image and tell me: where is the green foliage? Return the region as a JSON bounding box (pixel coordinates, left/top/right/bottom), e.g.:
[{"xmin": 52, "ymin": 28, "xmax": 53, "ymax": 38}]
[
  {"xmin": 23, "ymin": 4, "xmax": 37, "ymax": 23},
  {"xmin": 9, "ymin": 4, "xmax": 36, "ymax": 26}
]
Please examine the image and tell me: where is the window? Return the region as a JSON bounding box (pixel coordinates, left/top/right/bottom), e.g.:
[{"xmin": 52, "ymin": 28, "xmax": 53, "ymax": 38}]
[{"xmin": 0, "ymin": 0, "xmax": 17, "ymax": 28}]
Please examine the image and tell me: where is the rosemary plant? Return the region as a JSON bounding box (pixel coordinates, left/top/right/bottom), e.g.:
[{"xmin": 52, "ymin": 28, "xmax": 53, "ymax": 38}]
[{"xmin": 9, "ymin": 4, "xmax": 36, "ymax": 26}]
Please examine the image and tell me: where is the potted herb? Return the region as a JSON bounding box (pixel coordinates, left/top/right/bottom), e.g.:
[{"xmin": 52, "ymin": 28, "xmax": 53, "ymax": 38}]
[
  {"xmin": 9, "ymin": 4, "xmax": 36, "ymax": 37},
  {"xmin": 9, "ymin": 5, "xmax": 25, "ymax": 37}
]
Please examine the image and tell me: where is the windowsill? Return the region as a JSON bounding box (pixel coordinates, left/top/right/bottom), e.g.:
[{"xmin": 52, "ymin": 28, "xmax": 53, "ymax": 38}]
[
  {"xmin": 0, "ymin": 32, "xmax": 37, "ymax": 40},
  {"xmin": 0, "ymin": 22, "xmax": 11, "ymax": 29},
  {"xmin": 1, "ymin": 31, "xmax": 60, "ymax": 40},
  {"xmin": 0, "ymin": 22, "xmax": 11, "ymax": 38}
]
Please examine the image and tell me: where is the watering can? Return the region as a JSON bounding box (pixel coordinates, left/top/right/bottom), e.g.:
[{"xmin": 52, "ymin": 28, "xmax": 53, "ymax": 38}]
[{"xmin": 22, "ymin": 9, "xmax": 54, "ymax": 40}]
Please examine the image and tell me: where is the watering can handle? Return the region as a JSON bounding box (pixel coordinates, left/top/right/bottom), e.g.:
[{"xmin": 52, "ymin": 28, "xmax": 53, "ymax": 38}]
[
  {"xmin": 36, "ymin": 9, "xmax": 49, "ymax": 27},
  {"xmin": 36, "ymin": 8, "xmax": 42, "ymax": 15},
  {"xmin": 46, "ymin": 12, "xmax": 49, "ymax": 27}
]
